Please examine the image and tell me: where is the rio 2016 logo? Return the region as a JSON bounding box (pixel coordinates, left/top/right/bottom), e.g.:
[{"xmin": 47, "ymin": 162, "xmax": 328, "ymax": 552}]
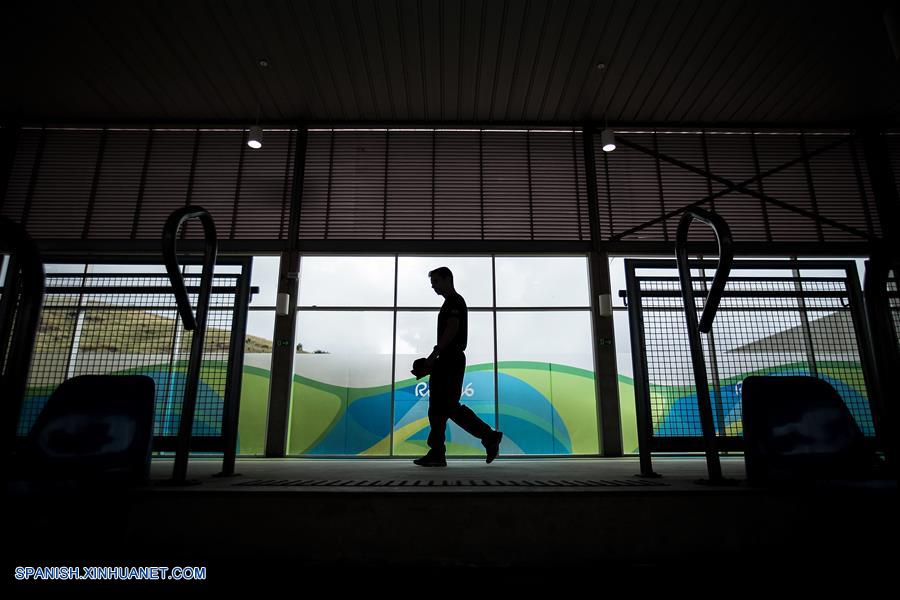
[{"xmin": 415, "ymin": 381, "xmax": 474, "ymax": 398}]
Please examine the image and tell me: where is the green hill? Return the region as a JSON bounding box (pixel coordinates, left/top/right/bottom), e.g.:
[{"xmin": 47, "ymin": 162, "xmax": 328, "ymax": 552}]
[{"xmin": 35, "ymin": 305, "xmax": 274, "ymax": 354}]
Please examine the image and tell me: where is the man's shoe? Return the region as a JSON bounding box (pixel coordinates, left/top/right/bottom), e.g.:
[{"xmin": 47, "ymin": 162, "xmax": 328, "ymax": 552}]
[
  {"xmin": 485, "ymin": 431, "xmax": 503, "ymax": 464},
  {"xmin": 413, "ymin": 454, "xmax": 447, "ymax": 467}
]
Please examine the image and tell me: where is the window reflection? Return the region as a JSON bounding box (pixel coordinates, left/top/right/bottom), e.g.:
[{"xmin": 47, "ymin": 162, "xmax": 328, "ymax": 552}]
[
  {"xmin": 286, "ymin": 254, "xmax": 601, "ymax": 456},
  {"xmin": 397, "ymin": 256, "xmax": 493, "ymax": 307},
  {"xmin": 240, "ymin": 310, "xmax": 274, "ymax": 456},
  {"xmin": 298, "ymin": 256, "xmax": 394, "ymax": 306},
  {"xmin": 288, "ymin": 310, "xmax": 393, "ymax": 455},
  {"xmin": 495, "ymin": 256, "xmax": 589, "ymax": 306},
  {"xmin": 392, "ymin": 311, "xmax": 496, "ymax": 456},
  {"xmin": 496, "ymin": 311, "xmax": 598, "ymax": 455}
]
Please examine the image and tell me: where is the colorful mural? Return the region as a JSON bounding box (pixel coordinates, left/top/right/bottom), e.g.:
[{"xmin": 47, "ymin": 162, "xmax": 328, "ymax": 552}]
[
  {"xmin": 21, "ymin": 358, "xmax": 872, "ymax": 458},
  {"xmin": 286, "ymin": 360, "xmax": 601, "ymax": 456},
  {"xmin": 618, "ymin": 360, "xmax": 873, "ymax": 455}
]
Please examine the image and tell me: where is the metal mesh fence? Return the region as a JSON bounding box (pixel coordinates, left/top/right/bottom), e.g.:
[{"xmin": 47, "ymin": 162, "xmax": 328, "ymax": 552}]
[
  {"xmin": 17, "ymin": 271, "xmax": 240, "ymax": 441},
  {"xmin": 630, "ymin": 262, "xmax": 875, "ymax": 447}
]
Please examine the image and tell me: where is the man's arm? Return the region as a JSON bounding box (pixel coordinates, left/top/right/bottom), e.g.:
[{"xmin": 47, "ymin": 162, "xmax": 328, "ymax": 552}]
[{"xmin": 427, "ymin": 317, "xmax": 460, "ymax": 362}]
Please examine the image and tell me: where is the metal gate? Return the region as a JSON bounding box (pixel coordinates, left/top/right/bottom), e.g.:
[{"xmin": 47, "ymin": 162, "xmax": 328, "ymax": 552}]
[
  {"xmin": 15, "ymin": 257, "xmax": 253, "ymax": 456},
  {"xmin": 623, "ymin": 259, "xmax": 879, "ymax": 462}
]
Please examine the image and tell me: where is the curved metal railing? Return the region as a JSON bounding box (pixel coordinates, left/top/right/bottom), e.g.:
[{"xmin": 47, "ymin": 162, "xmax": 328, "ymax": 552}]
[
  {"xmin": 161, "ymin": 207, "xmax": 218, "ymax": 484},
  {"xmin": 674, "ymin": 208, "xmax": 734, "ymax": 483}
]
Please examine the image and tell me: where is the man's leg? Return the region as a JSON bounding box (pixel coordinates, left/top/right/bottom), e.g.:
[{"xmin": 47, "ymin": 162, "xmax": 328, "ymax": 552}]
[
  {"xmin": 426, "ymin": 399, "xmax": 451, "ymax": 456},
  {"xmin": 443, "ymin": 355, "xmax": 496, "ymax": 445},
  {"xmin": 448, "ymin": 402, "xmax": 494, "ymax": 444},
  {"xmin": 425, "ymin": 364, "xmax": 453, "ymax": 456}
]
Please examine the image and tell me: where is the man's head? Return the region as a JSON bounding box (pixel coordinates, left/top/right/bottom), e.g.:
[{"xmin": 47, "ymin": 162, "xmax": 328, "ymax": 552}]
[{"xmin": 428, "ymin": 266, "xmax": 454, "ymax": 296}]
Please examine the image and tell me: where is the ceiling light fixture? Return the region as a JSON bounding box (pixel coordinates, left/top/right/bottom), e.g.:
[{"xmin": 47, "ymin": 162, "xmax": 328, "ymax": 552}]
[
  {"xmin": 247, "ymin": 60, "xmax": 268, "ymax": 149},
  {"xmin": 597, "ymin": 63, "xmax": 615, "ymax": 152},
  {"xmin": 247, "ymin": 124, "xmax": 263, "ymax": 149},
  {"xmin": 601, "ymin": 127, "xmax": 616, "ymax": 152}
]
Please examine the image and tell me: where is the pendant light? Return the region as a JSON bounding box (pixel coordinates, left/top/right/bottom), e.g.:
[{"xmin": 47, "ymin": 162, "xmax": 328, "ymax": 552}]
[
  {"xmin": 248, "ymin": 103, "xmax": 263, "ymax": 149},
  {"xmin": 597, "ymin": 63, "xmax": 615, "ymax": 152},
  {"xmin": 601, "ymin": 127, "xmax": 616, "ymax": 152},
  {"xmin": 247, "ymin": 59, "xmax": 268, "ymax": 149}
]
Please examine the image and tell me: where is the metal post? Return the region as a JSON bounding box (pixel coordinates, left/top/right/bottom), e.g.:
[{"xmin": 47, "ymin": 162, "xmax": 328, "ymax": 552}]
[
  {"xmin": 63, "ymin": 264, "xmax": 88, "ymax": 380},
  {"xmin": 265, "ymin": 126, "xmax": 308, "ymax": 457},
  {"xmin": 265, "ymin": 249, "xmax": 300, "ymax": 457},
  {"xmin": 582, "ymin": 123, "xmax": 622, "ymax": 456},
  {"xmin": 625, "ymin": 259, "xmax": 659, "ymax": 477},
  {"xmin": 847, "ymin": 260, "xmax": 887, "ymax": 462},
  {"xmin": 698, "ymin": 261, "xmax": 726, "ymax": 438},
  {"xmin": 791, "ymin": 260, "xmax": 819, "ymax": 378},
  {"xmin": 216, "ymin": 256, "xmax": 252, "ymax": 476}
]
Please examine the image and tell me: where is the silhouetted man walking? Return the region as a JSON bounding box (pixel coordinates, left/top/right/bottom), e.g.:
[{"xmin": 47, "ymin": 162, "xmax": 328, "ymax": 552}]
[{"xmin": 413, "ymin": 266, "xmax": 503, "ymax": 467}]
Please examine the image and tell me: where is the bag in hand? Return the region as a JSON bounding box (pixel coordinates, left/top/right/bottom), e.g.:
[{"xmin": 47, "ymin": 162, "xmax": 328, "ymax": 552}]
[{"xmin": 411, "ymin": 357, "xmax": 431, "ymax": 380}]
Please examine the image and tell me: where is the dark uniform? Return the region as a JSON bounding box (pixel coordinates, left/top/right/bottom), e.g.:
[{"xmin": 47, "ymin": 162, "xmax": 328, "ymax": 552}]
[{"xmin": 426, "ymin": 292, "xmax": 494, "ymax": 456}]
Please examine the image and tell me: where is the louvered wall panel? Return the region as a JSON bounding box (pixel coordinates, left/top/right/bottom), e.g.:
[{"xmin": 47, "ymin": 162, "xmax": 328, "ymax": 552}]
[
  {"xmin": 482, "ymin": 131, "xmax": 531, "ymax": 239},
  {"xmin": 181, "ymin": 130, "xmax": 242, "ymax": 240},
  {"xmin": 654, "ymin": 132, "xmax": 716, "ymax": 243},
  {"xmin": 134, "ymin": 130, "xmax": 196, "ymax": 239},
  {"xmin": 26, "ymin": 129, "xmax": 101, "ymax": 238},
  {"xmin": 234, "ymin": 129, "xmax": 294, "ymax": 240},
  {"xmin": 3, "ymin": 127, "xmax": 294, "ymax": 241},
  {"xmin": 298, "ymin": 131, "xmax": 332, "ymax": 239},
  {"xmin": 531, "ymin": 130, "xmax": 584, "ymax": 240},
  {"xmin": 300, "ymin": 128, "xmax": 587, "ymax": 241},
  {"xmin": 1, "ymin": 128, "xmax": 42, "ymax": 225},
  {"xmin": 754, "ymin": 133, "xmax": 820, "ymax": 243},
  {"xmin": 602, "ymin": 133, "xmax": 666, "ymax": 241},
  {"xmin": 855, "ymin": 142, "xmax": 881, "ymax": 239},
  {"xmin": 434, "ymin": 130, "xmax": 482, "ymax": 239},
  {"xmin": 88, "ymin": 129, "xmax": 149, "ymax": 239},
  {"xmin": 385, "ymin": 131, "xmax": 433, "ymax": 239},
  {"xmin": 326, "ymin": 130, "xmax": 386, "ymax": 239},
  {"xmin": 2, "ymin": 126, "xmax": 884, "ymax": 247},
  {"xmin": 808, "ymin": 134, "xmax": 878, "ymax": 241},
  {"xmin": 702, "ymin": 132, "xmax": 770, "ymax": 242},
  {"xmin": 572, "ymin": 131, "xmax": 590, "ymax": 241},
  {"xmin": 886, "ymin": 132, "xmax": 900, "ymax": 204},
  {"xmin": 600, "ymin": 129, "xmax": 880, "ymax": 245}
]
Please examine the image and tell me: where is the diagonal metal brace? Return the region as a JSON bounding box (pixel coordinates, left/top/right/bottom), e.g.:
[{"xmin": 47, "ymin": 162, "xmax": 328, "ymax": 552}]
[{"xmin": 612, "ymin": 134, "xmax": 874, "ymax": 243}]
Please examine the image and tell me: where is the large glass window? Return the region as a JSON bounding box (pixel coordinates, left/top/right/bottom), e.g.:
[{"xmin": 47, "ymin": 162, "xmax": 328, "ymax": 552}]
[
  {"xmin": 393, "ymin": 310, "xmax": 496, "ymax": 456},
  {"xmin": 288, "ymin": 310, "xmax": 394, "ymax": 455},
  {"xmin": 397, "ymin": 256, "xmax": 493, "ymax": 307},
  {"xmin": 287, "ymin": 254, "xmax": 601, "ymax": 456},
  {"xmin": 496, "ymin": 311, "xmax": 598, "ymax": 454},
  {"xmin": 298, "ymin": 256, "xmax": 395, "ymax": 307},
  {"xmin": 495, "ymin": 256, "xmax": 590, "ymax": 306},
  {"xmin": 237, "ymin": 256, "xmax": 280, "ymax": 456}
]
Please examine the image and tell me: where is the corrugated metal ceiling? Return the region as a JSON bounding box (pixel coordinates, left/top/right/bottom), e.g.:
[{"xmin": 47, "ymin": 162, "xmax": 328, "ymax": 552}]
[{"xmin": 4, "ymin": 0, "xmax": 900, "ymax": 126}]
